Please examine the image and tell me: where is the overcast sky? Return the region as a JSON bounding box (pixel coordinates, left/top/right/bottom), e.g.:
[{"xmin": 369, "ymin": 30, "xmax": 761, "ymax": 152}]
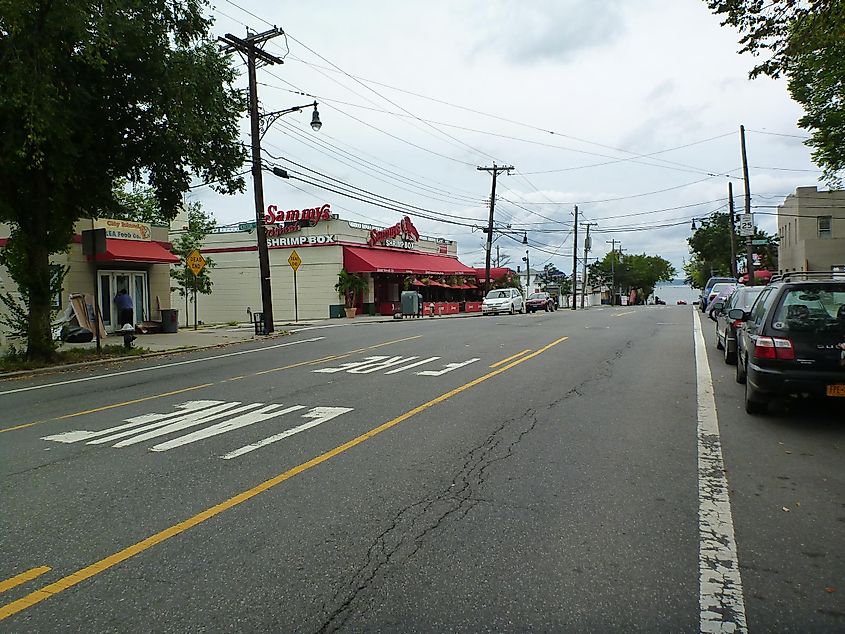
[{"xmin": 195, "ymin": 0, "xmax": 824, "ymax": 277}]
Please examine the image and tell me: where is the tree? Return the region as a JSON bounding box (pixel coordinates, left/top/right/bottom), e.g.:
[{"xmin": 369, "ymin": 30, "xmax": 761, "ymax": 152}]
[
  {"xmin": 533, "ymin": 264, "xmax": 571, "ymax": 294},
  {"xmin": 590, "ymin": 252, "xmax": 676, "ymax": 299},
  {"xmin": 170, "ymin": 201, "xmax": 216, "ymax": 327},
  {"xmin": 705, "ymin": 0, "xmax": 844, "ymax": 185},
  {"xmin": 0, "ymin": 0, "xmax": 246, "ymax": 360},
  {"xmin": 685, "ymin": 212, "xmax": 777, "ymax": 288},
  {"xmin": 106, "ymin": 179, "xmax": 172, "ymax": 225}
]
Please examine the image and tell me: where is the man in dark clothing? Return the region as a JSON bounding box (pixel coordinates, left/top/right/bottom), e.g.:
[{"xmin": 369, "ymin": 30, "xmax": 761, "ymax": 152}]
[{"xmin": 115, "ymin": 289, "xmax": 133, "ymax": 327}]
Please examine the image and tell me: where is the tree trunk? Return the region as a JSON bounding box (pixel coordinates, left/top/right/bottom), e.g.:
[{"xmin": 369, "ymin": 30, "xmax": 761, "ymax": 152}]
[{"xmin": 24, "ymin": 223, "xmax": 56, "ymax": 362}]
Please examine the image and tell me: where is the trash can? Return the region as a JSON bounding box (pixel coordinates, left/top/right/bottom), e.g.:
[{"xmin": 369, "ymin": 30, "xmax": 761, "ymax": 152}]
[{"xmin": 161, "ymin": 309, "xmax": 179, "ymax": 333}]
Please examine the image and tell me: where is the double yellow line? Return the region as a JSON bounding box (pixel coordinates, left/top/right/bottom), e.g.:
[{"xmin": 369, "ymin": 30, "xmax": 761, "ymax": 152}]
[{"xmin": 0, "ymin": 335, "xmax": 568, "ymax": 622}]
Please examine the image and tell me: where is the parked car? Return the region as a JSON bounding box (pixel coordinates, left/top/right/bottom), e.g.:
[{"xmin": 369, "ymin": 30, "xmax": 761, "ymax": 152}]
[
  {"xmin": 704, "ymin": 283, "xmax": 736, "ymax": 314},
  {"xmin": 526, "ymin": 292, "xmax": 555, "ymax": 312},
  {"xmin": 732, "ymin": 272, "xmax": 845, "ymax": 414},
  {"xmin": 709, "ymin": 285, "xmax": 765, "ymax": 364},
  {"xmin": 700, "ymin": 276, "xmax": 737, "ymax": 311},
  {"xmin": 482, "ymin": 288, "xmax": 525, "ymax": 315}
]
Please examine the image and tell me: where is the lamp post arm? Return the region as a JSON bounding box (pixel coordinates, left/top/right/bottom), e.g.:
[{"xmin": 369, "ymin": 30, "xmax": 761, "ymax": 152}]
[{"xmin": 259, "ymin": 101, "xmax": 319, "ymax": 140}]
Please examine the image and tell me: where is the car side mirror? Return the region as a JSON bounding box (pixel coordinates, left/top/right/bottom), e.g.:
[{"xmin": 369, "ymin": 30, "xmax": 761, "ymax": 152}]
[
  {"xmin": 727, "ymin": 308, "xmax": 746, "ymax": 321},
  {"xmin": 713, "ymin": 301, "xmax": 724, "ymax": 312}
]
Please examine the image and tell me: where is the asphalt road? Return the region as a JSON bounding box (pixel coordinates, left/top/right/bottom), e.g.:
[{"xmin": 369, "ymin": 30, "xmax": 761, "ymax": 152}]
[{"xmin": 0, "ymin": 306, "xmax": 842, "ymax": 632}]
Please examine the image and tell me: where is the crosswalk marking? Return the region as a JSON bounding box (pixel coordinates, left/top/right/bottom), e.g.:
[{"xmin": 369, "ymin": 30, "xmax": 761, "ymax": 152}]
[{"xmin": 40, "ymin": 400, "xmax": 354, "ymax": 460}]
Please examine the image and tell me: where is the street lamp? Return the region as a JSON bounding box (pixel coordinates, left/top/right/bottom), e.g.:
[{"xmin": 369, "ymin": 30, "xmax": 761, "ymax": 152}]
[{"xmin": 250, "ymin": 101, "xmax": 322, "ymax": 334}]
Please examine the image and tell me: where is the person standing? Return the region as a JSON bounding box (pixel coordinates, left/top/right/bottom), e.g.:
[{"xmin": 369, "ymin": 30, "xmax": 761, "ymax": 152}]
[{"xmin": 115, "ymin": 289, "xmax": 134, "ymax": 327}]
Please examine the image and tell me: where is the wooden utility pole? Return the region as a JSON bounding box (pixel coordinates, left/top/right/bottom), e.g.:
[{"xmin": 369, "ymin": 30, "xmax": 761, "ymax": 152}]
[
  {"xmin": 606, "ymin": 239, "xmax": 620, "ymax": 306},
  {"xmin": 477, "ymin": 164, "xmax": 514, "ymax": 293},
  {"xmin": 727, "ymin": 181, "xmax": 737, "ymax": 278},
  {"xmin": 571, "ymin": 205, "xmax": 579, "ymax": 310},
  {"xmin": 740, "ymin": 125, "xmax": 755, "ymax": 284},
  {"xmin": 581, "ymin": 223, "xmax": 597, "ymax": 308},
  {"xmin": 219, "ymin": 28, "xmax": 285, "ymax": 334}
]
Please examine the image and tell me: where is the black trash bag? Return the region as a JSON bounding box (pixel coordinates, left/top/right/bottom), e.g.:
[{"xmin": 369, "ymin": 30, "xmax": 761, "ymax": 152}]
[{"xmin": 62, "ymin": 325, "xmax": 94, "ymax": 343}]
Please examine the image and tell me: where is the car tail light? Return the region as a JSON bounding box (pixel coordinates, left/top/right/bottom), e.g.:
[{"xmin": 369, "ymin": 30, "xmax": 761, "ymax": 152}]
[
  {"xmin": 753, "ymin": 336, "xmax": 795, "ymax": 361},
  {"xmin": 731, "ymin": 319, "xmax": 743, "ymax": 329}
]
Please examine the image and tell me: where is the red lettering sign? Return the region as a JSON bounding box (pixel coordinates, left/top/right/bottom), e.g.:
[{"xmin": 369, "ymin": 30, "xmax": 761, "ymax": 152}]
[
  {"xmin": 368, "ymin": 216, "xmax": 420, "ymax": 246},
  {"xmin": 265, "ymin": 203, "xmax": 332, "ymax": 226}
]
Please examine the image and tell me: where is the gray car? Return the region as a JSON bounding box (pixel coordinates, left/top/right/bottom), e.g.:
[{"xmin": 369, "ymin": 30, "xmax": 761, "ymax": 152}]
[{"xmin": 710, "ymin": 286, "xmax": 765, "ymax": 364}]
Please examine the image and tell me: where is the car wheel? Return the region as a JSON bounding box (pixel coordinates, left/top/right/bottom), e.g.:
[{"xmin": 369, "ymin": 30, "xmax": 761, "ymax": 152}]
[
  {"xmin": 509, "ymin": 304, "xmax": 515, "ymax": 315},
  {"xmin": 724, "ymin": 332, "xmax": 737, "ymax": 365},
  {"xmin": 735, "ymin": 355, "xmax": 746, "ymax": 384},
  {"xmin": 744, "ymin": 378, "xmax": 768, "ymax": 415}
]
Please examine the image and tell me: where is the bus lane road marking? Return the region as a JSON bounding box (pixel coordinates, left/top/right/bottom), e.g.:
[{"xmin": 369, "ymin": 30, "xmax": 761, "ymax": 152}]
[
  {"xmin": 0, "ymin": 335, "xmax": 423, "ymax": 435},
  {"xmin": 0, "ymin": 335, "xmax": 568, "ymax": 623}
]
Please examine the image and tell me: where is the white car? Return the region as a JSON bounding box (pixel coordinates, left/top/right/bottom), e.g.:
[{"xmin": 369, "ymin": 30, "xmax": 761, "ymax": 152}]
[{"xmin": 482, "ymin": 288, "xmax": 525, "ymax": 315}]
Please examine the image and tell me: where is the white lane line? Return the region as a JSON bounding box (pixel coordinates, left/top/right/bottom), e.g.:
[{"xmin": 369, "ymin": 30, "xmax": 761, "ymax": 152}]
[
  {"xmin": 221, "ymin": 406, "xmax": 353, "ymax": 460},
  {"xmin": 693, "ymin": 311, "xmax": 748, "ymax": 633},
  {"xmin": 0, "ymin": 337, "xmax": 325, "ymax": 395},
  {"xmin": 150, "ymin": 404, "xmax": 306, "ymax": 452}
]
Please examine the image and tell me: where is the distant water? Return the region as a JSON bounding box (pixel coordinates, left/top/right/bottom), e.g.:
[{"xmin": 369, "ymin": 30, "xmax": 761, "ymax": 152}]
[{"xmin": 653, "ymin": 282, "xmax": 699, "ymax": 305}]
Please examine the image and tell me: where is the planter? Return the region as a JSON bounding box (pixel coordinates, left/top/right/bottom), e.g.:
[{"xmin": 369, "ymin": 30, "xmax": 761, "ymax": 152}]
[{"xmin": 344, "ymin": 307, "xmax": 357, "ymax": 318}]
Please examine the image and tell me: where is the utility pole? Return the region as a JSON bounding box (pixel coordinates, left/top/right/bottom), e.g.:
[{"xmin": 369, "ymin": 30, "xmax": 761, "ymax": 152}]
[
  {"xmin": 478, "ymin": 164, "xmax": 514, "ymax": 294},
  {"xmin": 219, "ymin": 28, "xmax": 285, "ymax": 335},
  {"xmin": 571, "ymin": 205, "xmax": 579, "ymax": 310},
  {"xmin": 727, "ymin": 181, "xmax": 737, "ymax": 278},
  {"xmin": 606, "ymin": 239, "xmax": 620, "ymax": 306},
  {"xmin": 581, "ymin": 223, "xmax": 596, "ymax": 308},
  {"xmin": 522, "ymin": 250, "xmax": 530, "ymax": 294},
  {"xmin": 496, "ymin": 245, "xmax": 500, "ymax": 268},
  {"xmin": 740, "ymin": 125, "xmax": 755, "ymax": 285}
]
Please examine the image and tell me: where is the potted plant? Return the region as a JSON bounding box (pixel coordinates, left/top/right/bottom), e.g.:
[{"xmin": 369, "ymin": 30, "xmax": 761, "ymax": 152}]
[{"xmin": 335, "ymin": 269, "xmax": 368, "ymax": 318}]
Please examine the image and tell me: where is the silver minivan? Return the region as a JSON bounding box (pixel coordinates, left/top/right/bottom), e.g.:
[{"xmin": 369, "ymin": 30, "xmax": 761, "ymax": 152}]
[{"xmin": 482, "ymin": 288, "xmax": 525, "ymax": 315}]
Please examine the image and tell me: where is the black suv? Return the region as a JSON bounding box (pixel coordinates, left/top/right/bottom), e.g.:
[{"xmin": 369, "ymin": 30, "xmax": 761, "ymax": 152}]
[{"xmin": 731, "ymin": 272, "xmax": 845, "ymax": 414}]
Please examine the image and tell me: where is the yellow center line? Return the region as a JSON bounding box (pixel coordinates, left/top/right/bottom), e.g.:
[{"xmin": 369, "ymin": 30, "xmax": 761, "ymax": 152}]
[
  {"xmin": 490, "ymin": 349, "xmax": 532, "ymax": 368},
  {"xmin": 0, "ymin": 335, "xmax": 424, "ymax": 434},
  {"xmin": 0, "ymin": 567, "xmax": 51, "ymax": 595},
  {"xmin": 612, "ymin": 310, "xmax": 635, "ymax": 317},
  {"xmin": 0, "ymin": 335, "xmax": 568, "ymax": 622}
]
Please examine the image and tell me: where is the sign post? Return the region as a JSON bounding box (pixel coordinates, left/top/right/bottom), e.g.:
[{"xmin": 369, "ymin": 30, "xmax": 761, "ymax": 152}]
[
  {"xmin": 288, "ymin": 250, "xmax": 301, "ymax": 322},
  {"xmin": 186, "ymin": 249, "xmax": 206, "ymax": 330}
]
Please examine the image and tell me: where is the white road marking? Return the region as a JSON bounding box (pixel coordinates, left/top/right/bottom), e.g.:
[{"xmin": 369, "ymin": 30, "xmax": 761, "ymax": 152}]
[
  {"xmin": 41, "ymin": 401, "xmax": 222, "ymax": 444},
  {"xmin": 0, "ymin": 337, "xmax": 325, "ymax": 395},
  {"xmin": 150, "ymin": 404, "xmax": 306, "ymax": 452},
  {"xmin": 347, "ymin": 356, "xmax": 418, "ymax": 374},
  {"xmin": 416, "ymin": 358, "xmax": 480, "ymax": 376},
  {"xmin": 693, "ymin": 311, "xmax": 748, "ymax": 633},
  {"xmin": 384, "ymin": 357, "xmax": 441, "ymax": 374},
  {"xmin": 222, "ymin": 406, "xmax": 353, "ymax": 460},
  {"xmin": 312, "ymin": 356, "xmax": 389, "ymax": 374}
]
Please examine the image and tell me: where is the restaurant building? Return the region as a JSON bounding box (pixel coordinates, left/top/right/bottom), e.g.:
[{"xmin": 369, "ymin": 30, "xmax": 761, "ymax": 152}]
[
  {"xmin": 184, "ymin": 204, "xmax": 483, "ymax": 323},
  {"xmin": 0, "ymin": 218, "xmax": 178, "ymax": 335}
]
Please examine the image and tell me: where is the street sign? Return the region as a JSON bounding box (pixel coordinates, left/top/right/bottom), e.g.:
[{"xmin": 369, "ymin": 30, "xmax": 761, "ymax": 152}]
[
  {"xmin": 238, "ymin": 221, "xmax": 256, "ymax": 232},
  {"xmin": 186, "ymin": 249, "xmax": 206, "ymax": 276},
  {"xmin": 288, "ymin": 250, "xmax": 302, "ymax": 272},
  {"xmin": 751, "ymin": 239, "xmax": 768, "ymax": 246},
  {"xmin": 739, "ymin": 213, "xmax": 754, "ymax": 237}
]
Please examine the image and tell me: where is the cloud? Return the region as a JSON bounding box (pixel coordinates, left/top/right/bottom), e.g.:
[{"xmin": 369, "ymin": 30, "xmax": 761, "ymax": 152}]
[{"xmin": 466, "ymin": 0, "xmax": 628, "ymax": 64}]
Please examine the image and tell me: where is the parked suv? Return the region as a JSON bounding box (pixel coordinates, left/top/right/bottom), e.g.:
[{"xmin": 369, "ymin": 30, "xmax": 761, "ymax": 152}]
[
  {"xmin": 731, "ymin": 272, "xmax": 845, "ymax": 414},
  {"xmin": 700, "ymin": 277, "xmax": 737, "ymax": 311},
  {"xmin": 482, "ymin": 288, "xmax": 525, "ymax": 315}
]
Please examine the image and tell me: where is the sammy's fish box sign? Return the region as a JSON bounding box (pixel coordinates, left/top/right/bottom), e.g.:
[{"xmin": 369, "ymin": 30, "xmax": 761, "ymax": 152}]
[
  {"xmin": 264, "ymin": 203, "xmax": 332, "ymax": 238},
  {"xmin": 368, "ymin": 216, "xmax": 420, "ymax": 247},
  {"xmin": 94, "ymin": 218, "xmax": 151, "ymax": 241}
]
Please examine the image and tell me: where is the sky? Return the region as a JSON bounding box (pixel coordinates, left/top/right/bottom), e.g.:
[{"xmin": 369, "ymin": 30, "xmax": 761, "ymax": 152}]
[{"xmin": 192, "ymin": 0, "xmax": 825, "ymax": 278}]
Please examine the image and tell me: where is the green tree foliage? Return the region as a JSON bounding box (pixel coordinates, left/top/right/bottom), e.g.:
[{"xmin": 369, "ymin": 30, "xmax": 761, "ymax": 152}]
[
  {"xmin": 590, "ymin": 252, "xmax": 676, "ymax": 299},
  {"xmin": 0, "ymin": 0, "xmax": 246, "ymax": 360},
  {"xmin": 705, "ymin": 0, "xmax": 844, "ymax": 185},
  {"xmin": 533, "ymin": 264, "xmax": 572, "ymax": 296},
  {"xmin": 105, "ymin": 179, "xmax": 171, "ymax": 225},
  {"xmin": 170, "ymin": 202, "xmax": 216, "ymax": 325},
  {"xmin": 685, "ymin": 212, "xmax": 778, "ymax": 287}
]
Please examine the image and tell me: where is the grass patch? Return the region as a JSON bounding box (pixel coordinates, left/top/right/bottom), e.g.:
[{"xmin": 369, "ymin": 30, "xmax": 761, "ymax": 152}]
[{"xmin": 0, "ymin": 344, "xmax": 151, "ymax": 373}]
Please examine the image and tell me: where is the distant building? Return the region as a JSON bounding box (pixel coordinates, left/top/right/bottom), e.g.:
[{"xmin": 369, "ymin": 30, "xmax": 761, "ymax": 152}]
[{"xmin": 777, "ymin": 186, "xmax": 845, "ymax": 273}]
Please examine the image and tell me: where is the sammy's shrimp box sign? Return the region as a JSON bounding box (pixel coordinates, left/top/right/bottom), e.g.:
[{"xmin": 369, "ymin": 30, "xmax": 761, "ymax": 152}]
[{"xmin": 93, "ymin": 219, "xmax": 152, "ymax": 241}]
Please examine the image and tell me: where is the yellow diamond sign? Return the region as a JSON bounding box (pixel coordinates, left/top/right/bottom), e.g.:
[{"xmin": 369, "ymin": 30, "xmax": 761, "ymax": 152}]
[
  {"xmin": 186, "ymin": 249, "xmax": 206, "ymax": 276},
  {"xmin": 288, "ymin": 250, "xmax": 302, "ymax": 272}
]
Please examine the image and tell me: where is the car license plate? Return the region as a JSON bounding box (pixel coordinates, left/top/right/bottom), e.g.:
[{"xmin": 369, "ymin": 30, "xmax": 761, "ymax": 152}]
[{"xmin": 826, "ymin": 384, "xmax": 845, "ymax": 397}]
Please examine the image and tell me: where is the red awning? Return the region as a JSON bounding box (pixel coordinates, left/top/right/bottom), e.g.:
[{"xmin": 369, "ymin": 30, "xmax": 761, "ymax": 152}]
[
  {"xmin": 92, "ymin": 239, "xmax": 180, "ymax": 264},
  {"xmin": 343, "ymin": 247, "xmax": 475, "ymax": 275}
]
